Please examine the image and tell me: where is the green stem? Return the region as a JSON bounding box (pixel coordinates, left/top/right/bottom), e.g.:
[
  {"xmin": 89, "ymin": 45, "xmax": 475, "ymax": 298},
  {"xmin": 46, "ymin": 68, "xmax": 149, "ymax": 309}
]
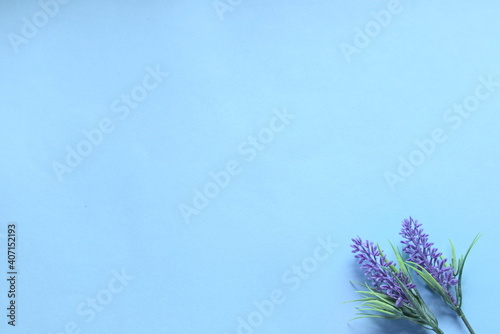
[
  {"xmin": 456, "ymin": 307, "xmax": 475, "ymax": 334},
  {"xmin": 432, "ymin": 327, "xmax": 444, "ymax": 334}
]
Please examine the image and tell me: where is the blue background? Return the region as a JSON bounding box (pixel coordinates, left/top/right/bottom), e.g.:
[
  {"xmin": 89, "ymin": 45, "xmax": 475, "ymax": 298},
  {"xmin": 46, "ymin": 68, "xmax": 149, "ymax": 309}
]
[{"xmin": 0, "ymin": 1, "xmax": 497, "ymax": 333}]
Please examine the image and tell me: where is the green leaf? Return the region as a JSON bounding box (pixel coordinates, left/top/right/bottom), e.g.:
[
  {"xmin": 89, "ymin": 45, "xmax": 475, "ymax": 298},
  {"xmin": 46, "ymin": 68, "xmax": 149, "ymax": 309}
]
[
  {"xmin": 457, "ymin": 233, "xmax": 482, "ymax": 279},
  {"xmin": 389, "ymin": 241, "xmax": 411, "ymax": 277},
  {"xmin": 455, "ymin": 233, "xmax": 482, "ymax": 307},
  {"xmin": 350, "ymin": 314, "xmax": 396, "ymax": 321},
  {"xmin": 406, "ymin": 261, "xmax": 455, "ymax": 305},
  {"xmin": 356, "ymin": 307, "xmax": 398, "ymax": 317},
  {"xmin": 360, "ymin": 299, "xmax": 399, "ymax": 312},
  {"xmin": 377, "ymin": 243, "xmax": 399, "ymax": 274},
  {"xmin": 449, "ymin": 239, "xmax": 458, "ymax": 274},
  {"xmin": 351, "ymin": 282, "xmax": 395, "ymax": 301}
]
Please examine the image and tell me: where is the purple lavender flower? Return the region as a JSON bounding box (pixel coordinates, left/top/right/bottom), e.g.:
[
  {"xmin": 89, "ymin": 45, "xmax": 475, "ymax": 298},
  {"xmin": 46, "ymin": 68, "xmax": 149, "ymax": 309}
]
[
  {"xmin": 399, "ymin": 217, "xmax": 458, "ymax": 305},
  {"xmin": 351, "ymin": 236, "xmax": 416, "ymax": 307}
]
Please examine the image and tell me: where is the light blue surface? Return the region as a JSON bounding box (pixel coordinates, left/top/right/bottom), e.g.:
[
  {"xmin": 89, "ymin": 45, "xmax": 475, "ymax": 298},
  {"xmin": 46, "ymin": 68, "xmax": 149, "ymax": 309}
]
[{"xmin": 0, "ymin": 1, "xmax": 498, "ymax": 333}]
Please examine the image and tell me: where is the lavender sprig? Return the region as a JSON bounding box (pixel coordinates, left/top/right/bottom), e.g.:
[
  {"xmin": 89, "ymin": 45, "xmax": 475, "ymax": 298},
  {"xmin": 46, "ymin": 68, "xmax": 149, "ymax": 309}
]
[
  {"xmin": 400, "ymin": 217, "xmax": 458, "ymax": 304},
  {"xmin": 348, "ymin": 237, "xmax": 444, "ymax": 334},
  {"xmin": 351, "ymin": 237, "xmax": 415, "ymax": 307},
  {"xmin": 400, "ymin": 217, "xmax": 481, "ymax": 334}
]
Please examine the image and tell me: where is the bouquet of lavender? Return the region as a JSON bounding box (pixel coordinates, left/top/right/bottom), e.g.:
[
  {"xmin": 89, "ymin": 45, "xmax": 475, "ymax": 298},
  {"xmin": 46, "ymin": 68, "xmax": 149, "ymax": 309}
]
[{"xmin": 348, "ymin": 217, "xmax": 481, "ymax": 334}]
